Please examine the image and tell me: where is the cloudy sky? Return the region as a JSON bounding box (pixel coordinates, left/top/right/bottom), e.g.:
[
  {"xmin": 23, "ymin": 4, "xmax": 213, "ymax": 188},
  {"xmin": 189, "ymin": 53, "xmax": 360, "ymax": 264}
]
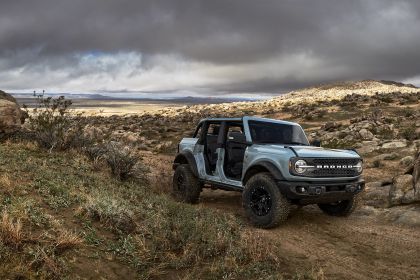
[{"xmin": 1, "ymin": 0, "xmax": 420, "ymax": 97}]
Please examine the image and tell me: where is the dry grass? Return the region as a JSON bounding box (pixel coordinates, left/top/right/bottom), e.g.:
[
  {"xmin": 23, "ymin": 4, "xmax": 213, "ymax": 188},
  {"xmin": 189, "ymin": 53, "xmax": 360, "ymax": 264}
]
[
  {"xmin": 143, "ymin": 153, "xmax": 173, "ymax": 194},
  {"xmin": 54, "ymin": 230, "xmax": 83, "ymax": 253},
  {"xmin": 240, "ymin": 230, "xmax": 282, "ymax": 263},
  {"xmin": 82, "ymin": 194, "xmax": 137, "ymax": 233},
  {"xmin": 0, "ymin": 174, "xmax": 14, "ymax": 194},
  {"xmin": 29, "ymin": 247, "xmax": 62, "ymax": 278},
  {"xmin": 1, "ymin": 210, "xmax": 23, "ymax": 248}
]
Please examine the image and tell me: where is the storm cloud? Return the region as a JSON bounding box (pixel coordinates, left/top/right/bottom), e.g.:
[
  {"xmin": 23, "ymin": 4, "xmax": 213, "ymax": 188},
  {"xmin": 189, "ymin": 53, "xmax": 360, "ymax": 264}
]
[{"xmin": 1, "ymin": 0, "xmax": 420, "ymax": 95}]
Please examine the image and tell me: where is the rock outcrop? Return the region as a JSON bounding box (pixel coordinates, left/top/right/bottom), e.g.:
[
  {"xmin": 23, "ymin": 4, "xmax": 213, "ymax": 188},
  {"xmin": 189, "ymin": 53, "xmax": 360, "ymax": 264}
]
[
  {"xmin": 388, "ymin": 151, "xmax": 420, "ymax": 206},
  {"xmin": 364, "ymin": 151, "xmax": 420, "ymax": 208},
  {"xmin": 0, "ymin": 90, "xmax": 25, "ymax": 134}
]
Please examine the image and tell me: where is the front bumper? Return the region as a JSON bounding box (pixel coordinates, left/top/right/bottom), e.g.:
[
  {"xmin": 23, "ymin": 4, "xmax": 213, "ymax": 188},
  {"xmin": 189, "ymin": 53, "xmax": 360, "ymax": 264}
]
[{"xmin": 278, "ymin": 177, "xmax": 365, "ymax": 205}]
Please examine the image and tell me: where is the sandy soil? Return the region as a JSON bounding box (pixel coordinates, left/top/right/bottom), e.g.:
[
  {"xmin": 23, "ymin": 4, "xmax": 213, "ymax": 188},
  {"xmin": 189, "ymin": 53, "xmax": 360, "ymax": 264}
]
[
  {"xmin": 69, "ymin": 100, "xmax": 184, "ymax": 115},
  {"xmin": 17, "ymin": 98, "xmax": 186, "ymax": 116}
]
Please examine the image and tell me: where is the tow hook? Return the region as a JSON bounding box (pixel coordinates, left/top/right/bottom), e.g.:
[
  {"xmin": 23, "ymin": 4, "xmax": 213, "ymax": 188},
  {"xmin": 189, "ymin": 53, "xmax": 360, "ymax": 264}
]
[
  {"xmin": 345, "ymin": 184, "xmax": 363, "ymax": 193},
  {"xmin": 308, "ymin": 186, "xmax": 326, "ymax": 195}
]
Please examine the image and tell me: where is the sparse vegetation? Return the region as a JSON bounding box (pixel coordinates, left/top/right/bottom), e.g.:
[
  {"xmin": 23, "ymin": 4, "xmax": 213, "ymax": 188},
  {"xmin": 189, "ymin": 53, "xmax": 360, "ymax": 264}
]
[
  {"xmin": 23, "ymin": 95, "xmax": 89, "ymax": 151},
  {"xmin": 0, "ymin": 141, "xmax": 314, "ymax": 279},
  {"xmin": 397, "ymin": 107, "xmax": 415, "ymax": 118},
  {"xmin": 0, "ymin": 210, "xmax": 23, "ymax": 249},
  {"xmin": 376, "ymin": 127, "xmax": 395, "ymax": 140},
  {"xmin": 1, "ymin": 80, "xmax": 420, "ymax": 279},
  {"xmin": 322, "ymin": 138, "xmax": 358, "ymax": 149},
  {"xmin": 399, "ymin": 126, "xmax": 417, "ymax": 141},
  {"xmin": 86, "ymin": 142, "xmax": 149, "ymax": 181}
]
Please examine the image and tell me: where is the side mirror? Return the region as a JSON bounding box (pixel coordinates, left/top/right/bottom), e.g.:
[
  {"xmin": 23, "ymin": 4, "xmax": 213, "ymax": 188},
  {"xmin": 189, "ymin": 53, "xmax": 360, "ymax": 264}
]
[{"xmin": 310, "ymin": 140, "xmax": 321, "ymax": 147}]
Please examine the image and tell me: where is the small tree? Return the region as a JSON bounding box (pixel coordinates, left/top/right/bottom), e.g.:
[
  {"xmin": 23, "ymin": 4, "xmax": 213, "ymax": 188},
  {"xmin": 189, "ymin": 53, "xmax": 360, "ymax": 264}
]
[{"xmin": 24, "ymin": 95, "xmax": 88, "ymax": 151}]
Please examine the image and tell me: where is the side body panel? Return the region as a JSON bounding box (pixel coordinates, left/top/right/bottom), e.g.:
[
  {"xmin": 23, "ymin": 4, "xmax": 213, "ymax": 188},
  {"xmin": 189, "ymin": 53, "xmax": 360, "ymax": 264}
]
[{"xmin": 178, "ymin": 138, "xmax": 243, "ymax": 189}]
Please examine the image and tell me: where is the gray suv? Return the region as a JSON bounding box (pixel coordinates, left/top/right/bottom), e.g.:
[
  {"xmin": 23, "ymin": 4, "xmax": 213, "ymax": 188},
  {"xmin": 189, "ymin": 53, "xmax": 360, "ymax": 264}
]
[{"xmin": 172, "ymin": 117, "xmax": 364, "ymax": 228}]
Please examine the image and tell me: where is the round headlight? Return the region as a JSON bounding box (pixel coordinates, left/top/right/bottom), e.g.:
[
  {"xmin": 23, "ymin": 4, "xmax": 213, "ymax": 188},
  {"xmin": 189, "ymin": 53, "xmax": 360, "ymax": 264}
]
[
  {"xmin": 294, "ymin": 160, "xmax": 307, "ymax": 174},
  {"xmin": 355, "ymin": 161, "xmax": 363, "ymax": 173}
]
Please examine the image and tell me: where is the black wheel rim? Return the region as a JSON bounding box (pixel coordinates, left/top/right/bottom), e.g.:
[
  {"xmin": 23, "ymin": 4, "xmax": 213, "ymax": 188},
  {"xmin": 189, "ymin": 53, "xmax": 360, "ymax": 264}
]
[
  {"xmin": 176, "ymin": 173, "xmax": 186, "ymax": 193},
  {"xmin": 250, "ymin": 186, "xmax": 272, "ymax": 216}
]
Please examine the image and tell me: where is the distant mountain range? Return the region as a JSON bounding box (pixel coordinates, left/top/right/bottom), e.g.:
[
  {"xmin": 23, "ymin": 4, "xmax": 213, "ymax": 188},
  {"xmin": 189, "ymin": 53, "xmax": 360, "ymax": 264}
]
[{"xmin": 10, "ymin": 92, "xmax": 262, "ymax": 104}]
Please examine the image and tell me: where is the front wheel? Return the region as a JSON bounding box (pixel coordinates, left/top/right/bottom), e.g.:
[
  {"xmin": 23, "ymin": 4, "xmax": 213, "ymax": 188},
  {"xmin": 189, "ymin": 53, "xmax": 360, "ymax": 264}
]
[
  {"xmin": 242, "ymin": 173, "xmax": 290, "ymax": 228},
  {"xmin": 172, "ymin": 164, "xmax": 201, "ymax": 204},
  {"xmin": 317, "ymin": 196, "xmax": 359, "ymax": 216}
]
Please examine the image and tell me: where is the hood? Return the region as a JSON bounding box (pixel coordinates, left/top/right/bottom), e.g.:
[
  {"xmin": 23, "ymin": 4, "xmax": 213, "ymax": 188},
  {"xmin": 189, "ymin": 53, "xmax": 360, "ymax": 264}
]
[
  {"xmin": 255, "ymin": 144, "xmax": 360, "ymax": 158},
  {"xmin": 291, "ymin": 146, "xmax": 360, "ymax": 158}
]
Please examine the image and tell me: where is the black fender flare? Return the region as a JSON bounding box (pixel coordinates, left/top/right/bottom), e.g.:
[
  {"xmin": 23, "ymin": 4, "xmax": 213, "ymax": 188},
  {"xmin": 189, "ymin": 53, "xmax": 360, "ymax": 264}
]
[
  {"xmin": 173, "ymin": 152, "xmax": 199, "ymax": 177},
  {"xmin": 242, "ymin": 161, "xmax": 285, "ymax": 185}
]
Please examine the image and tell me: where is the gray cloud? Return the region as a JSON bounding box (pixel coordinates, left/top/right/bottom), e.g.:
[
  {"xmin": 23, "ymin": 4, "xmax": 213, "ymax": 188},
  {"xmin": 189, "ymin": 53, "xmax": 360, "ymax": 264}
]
[{"xmin": 1, "ymin": 0, "xmax": 420, "ymax": 95}]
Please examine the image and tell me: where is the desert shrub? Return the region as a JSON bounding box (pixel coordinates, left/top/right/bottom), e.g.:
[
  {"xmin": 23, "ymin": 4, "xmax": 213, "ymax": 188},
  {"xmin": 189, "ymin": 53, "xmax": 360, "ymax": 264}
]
[
  {"xmin": 82, "ymin": 193, "xmax": 136, "ymax": 233},
  {"xmin": 303, "ymin": 114, "xmax": 313, "ymax": 121},
  {"xmin": 339, "ymin": 99, "xmax": 358, "ymax": 109},
  {"xmin": 396, "ymin": 107, "xmax": 415, "ymax": 118},
  {"xmin": 399, "ymin": 126, "xmax": 416, "ymax": 141},
  {"xmin": 371, "ymin": 159, "xmax": 383, "ymax": 168},
  {"xmin": 24, "ymin": 95, "xmax": 90, "ymax": 151},
  {"xmin": 282, "ymin": 101, "xmax": 293, "ymax": 112},
  {"xmin": 401, "ymin": 95, "xmax": 418, "ymax": 104},
  {"xmin": 316, "ymin": 109, "xmax": 328, "ymax": 118},
  {"xmin": 322, "ymin": 138, "xmax": 358, "ymax": 149},
  {"xmin": 102, "ymin": 142, "xmax": 148, "ymax": 181},
  {"xmin": 376, "ymin": 127, "xmax": 395, "ymax": 140}
]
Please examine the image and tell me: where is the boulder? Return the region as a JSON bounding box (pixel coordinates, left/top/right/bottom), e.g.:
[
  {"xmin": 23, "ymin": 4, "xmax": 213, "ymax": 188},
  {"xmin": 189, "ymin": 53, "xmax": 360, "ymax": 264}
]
[
  {"xmin": 392, "ymin": 206, "xmax": 420, "ymax": 227},
  {"xmin": 382, "ymin": 140, "xmax": 407, "ymax": 149},
  {"xmin": 372, "ymin": 152, "xmax": 398, "ymax": 161},
  {"xmin": 400, "ymin": 156, "xmax": 414, "ymax": 167},
  {"xmin": 363, "ymin": 182, "xmax": 390, "ymax": 208},
  {"xmin": 322, "ymin": 121, "xmax": 341, "ymax": 132},
  {"xmin": 359, "ymin": 128, "xmax": 374, "ymax": 140},
  {"xmin": 356, "ymin": 141, "xmax": 379, "ymax": 155},
  {"xmin": 0, "ymin": 90, "xmax": 25, "ymax": 134},
  {"xmin": 390, "ymin": 174, "xmax": 414, "ymax": 205}
]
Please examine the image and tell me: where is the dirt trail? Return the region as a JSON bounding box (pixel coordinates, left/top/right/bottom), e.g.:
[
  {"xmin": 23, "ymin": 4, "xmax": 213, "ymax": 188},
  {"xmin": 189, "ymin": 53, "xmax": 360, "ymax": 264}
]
[
  {"xmin": 146, "ymin": 153, "xmax": 420, "ymax": 280},
  {"xmin": 200, "ymin": 189, "xmax": 420, "ymax": 280}
]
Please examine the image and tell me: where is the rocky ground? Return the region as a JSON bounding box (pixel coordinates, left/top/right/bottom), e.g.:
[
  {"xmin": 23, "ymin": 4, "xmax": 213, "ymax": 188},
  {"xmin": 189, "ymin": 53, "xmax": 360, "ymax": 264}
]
[
  {"xmin": 140, "ymin": 80, "xmax": 420, "ymax": 279},
  {"xmin": 1, "ymin": 80, "xmax": 420, "ymax": 279},
  {"xmin": 75, "ymin": 80, "xmax": 420, "ymax": 224}
]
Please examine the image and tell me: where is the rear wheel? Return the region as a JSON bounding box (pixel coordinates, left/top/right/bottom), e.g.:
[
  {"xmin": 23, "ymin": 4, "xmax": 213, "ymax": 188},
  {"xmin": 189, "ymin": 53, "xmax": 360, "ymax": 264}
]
[
  {"xmin": 318, "ymin": 196, "xmax": 359, "ymax": 216},
  {"xmin": 172, "ymin": 164, "xmax": 201, "ymax": 204},
  {"xmin": 242, "ymin": 173, "xmax": 290, "ymax": 228}
]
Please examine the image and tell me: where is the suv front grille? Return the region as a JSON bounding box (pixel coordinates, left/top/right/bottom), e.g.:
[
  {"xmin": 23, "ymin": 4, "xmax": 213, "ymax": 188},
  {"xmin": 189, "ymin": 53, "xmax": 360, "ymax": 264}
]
[{"xmin": 293, "ymin": 158, "xmax": 360, "ymax": 178}]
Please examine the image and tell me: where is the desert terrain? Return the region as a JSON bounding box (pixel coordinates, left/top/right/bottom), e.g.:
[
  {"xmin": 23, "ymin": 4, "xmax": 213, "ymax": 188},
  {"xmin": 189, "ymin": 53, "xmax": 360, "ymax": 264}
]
[{"xmin": 0, "ymin": 80, "xmax": 419, "ymax": 279}]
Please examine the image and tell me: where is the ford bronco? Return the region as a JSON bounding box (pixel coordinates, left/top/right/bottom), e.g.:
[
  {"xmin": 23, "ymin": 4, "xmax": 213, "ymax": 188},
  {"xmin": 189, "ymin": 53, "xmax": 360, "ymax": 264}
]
[{"xmin": 172, "ymin": 117, "xmax": 364, "ymax": 228}]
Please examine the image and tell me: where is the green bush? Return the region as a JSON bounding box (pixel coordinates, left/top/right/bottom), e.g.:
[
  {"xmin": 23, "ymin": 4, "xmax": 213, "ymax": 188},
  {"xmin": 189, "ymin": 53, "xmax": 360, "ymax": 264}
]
[
  {"xmin": 86, "ymin": 142, "xmax": 148, "ymax": 181},
  {"xmin": 397, "ymin": 107, "xmax": 415, "ymax": 118},
  {"xmin": 399, "ymin": 126, "xmax": 416, "ymax": 141},
  {"xmin": 376, "ymin": 127, "xmax": 395, "ymax": 140},
  {"xmin": 24, "ymin": 95, "xmax": 89, "ymax": 151},
  {"xmin": 322, "ymin": 138, "xmax": 358, "ymax": 149}
]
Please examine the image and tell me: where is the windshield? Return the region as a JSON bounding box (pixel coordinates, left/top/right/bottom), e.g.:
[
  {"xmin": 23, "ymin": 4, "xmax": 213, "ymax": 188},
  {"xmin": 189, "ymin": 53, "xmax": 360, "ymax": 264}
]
[{"xmin": 248, "ymin": 120, "xmax": 309, "ymax": 145}]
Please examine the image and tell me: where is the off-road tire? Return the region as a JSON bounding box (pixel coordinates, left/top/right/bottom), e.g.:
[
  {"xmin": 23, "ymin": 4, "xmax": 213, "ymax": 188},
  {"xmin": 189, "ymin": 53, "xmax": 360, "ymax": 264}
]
[
  {"xmin": 317, "ymin": 195, "xmax": 359, "ymax": 216},
  {"xmin": 242, "ymin": 173, "xmax": 290, "ymax": 228},
  {"xmin": 172, "ymin": 164, "xmax": 201, "ymax": 204}
]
